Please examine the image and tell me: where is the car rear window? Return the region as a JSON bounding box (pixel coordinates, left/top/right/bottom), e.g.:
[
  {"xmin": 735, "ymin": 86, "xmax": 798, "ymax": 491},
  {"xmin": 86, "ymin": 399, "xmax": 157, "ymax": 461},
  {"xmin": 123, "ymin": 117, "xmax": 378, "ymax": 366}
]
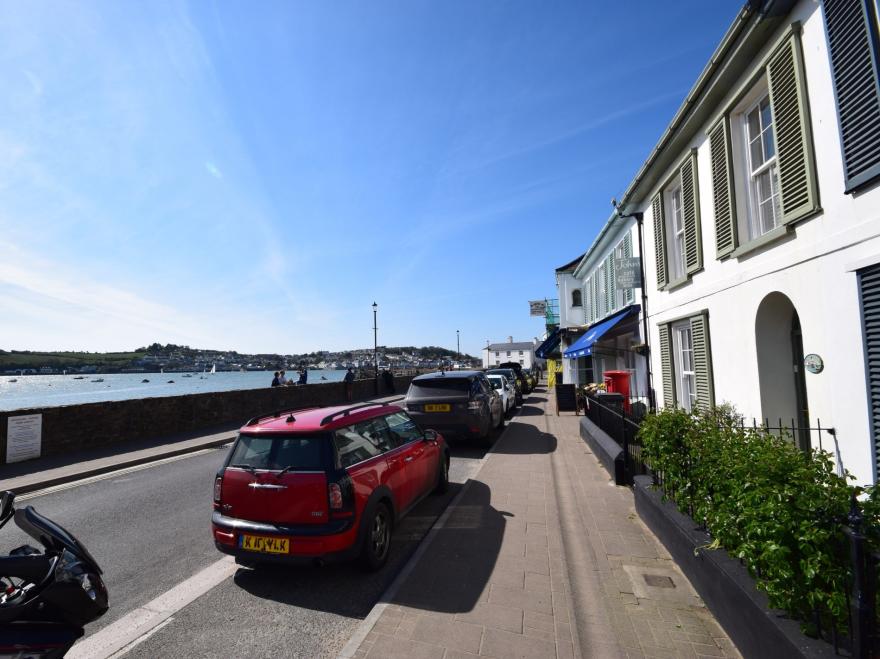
[
  {"xmin": 229, "ymin": 433, "xmax": 326, "ymax": 471},
  {"xmin": 488, "ymin": 376, "xmax": 504, "ymax": 390},
  {"xmin": 409, "ymin": 378, "xmax": 470, "ymax": 397}
]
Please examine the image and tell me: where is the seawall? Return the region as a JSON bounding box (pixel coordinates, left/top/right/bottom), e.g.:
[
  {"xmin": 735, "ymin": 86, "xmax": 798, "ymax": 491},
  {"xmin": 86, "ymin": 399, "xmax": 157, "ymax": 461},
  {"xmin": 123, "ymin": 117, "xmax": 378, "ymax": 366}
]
[{"xmin": 0, "ymin": 376, "xmax": 413, "ymax": 466}]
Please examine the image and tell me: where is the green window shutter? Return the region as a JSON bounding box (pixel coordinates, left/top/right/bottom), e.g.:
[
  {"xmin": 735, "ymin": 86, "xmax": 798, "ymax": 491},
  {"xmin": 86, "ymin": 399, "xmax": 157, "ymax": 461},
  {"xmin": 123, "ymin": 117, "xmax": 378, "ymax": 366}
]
[
  {"xmin": 822, "ymin": 0, "xmax": 880, "ymax": 192},
  {"xmin": 623, "ymin": 232, "xmax": 634, "ymax": 304},
  {"xmin": 680, "ymin": 152, "xmax": 703, "ymax": 275},
  {"xmin": 767, "ymin": 31, "xmax": 819, "ymax": 224},
  {"xmin": 689, "ymin": 312, "xmax": 714, "ymax": 410},
  {"xmin": 652, "ymin": 193, "xmax": 668, "ymax": 288},
  {"xmin": 708, "ymin": 118, "xmax": 737, "ymax": 258},
  {"xmin": 602, "ymin": 257, "xmax": 614, "ymax": 313},
  {"xmin": 658, "ymin": 323, "xmax": 675, "ymax": 408}
]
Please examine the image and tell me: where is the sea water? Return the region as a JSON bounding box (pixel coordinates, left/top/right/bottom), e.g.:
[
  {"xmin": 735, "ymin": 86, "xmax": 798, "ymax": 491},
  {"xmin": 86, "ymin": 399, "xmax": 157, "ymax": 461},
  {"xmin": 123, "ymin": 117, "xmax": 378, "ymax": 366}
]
[{"xmin": 0, "ymin": 370, "xmax": 347, "ymax": 412}]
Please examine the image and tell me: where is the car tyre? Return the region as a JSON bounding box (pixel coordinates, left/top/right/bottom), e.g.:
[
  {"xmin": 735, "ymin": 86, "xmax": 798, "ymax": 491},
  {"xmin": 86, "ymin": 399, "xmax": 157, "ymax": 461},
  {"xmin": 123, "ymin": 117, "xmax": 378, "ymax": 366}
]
[
  {"xmin": 359, "ymin": 502, "xmax": 392, "ymax": 572},
  {"xmin": 434, "ymin": 455, "xmax": 449, "ymax": 494}
]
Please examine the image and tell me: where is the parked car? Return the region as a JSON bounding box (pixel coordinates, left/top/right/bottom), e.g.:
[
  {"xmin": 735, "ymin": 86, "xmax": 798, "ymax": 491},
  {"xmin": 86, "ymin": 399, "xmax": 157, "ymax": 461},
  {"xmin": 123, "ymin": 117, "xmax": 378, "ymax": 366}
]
[
  {"xmin": 497, "ymin": 362, "xmax": 531, "ymax": 394},
  {"xmin": 212, "ymin": 402, "xmax": 449, "ymax": 571},
  {"xmin": 487, "ymin": 373, "xmax": 515, "ymax": 416},
  {"xmin": 404, "ymin": 370, "xmax": 504, "ymax": 443},
  {"xmin": 487, "ymin": 368, "xmax": 523, "ymax": 405}
]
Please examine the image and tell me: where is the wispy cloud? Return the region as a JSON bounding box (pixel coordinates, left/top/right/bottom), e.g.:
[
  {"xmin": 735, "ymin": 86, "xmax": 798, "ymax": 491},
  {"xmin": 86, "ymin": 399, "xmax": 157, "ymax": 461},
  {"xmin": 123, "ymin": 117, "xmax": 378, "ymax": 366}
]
[{"xmin": 205, "ymin": 161, "xmax": 223, "ymax": 179}]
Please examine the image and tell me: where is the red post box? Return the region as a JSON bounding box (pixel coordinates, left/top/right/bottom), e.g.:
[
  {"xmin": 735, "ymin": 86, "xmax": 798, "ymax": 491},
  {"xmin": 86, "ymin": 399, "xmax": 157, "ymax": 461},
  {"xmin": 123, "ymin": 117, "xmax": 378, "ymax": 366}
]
[{"xmin": 603, "ymin": 370, "xmax": 631, "ymax": 414}]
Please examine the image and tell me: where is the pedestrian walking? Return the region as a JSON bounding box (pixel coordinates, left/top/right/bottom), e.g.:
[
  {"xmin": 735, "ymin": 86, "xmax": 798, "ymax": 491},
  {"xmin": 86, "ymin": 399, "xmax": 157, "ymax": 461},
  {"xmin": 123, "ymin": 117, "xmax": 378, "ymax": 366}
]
[
  {"xmin": 271, "ymin": 371, "xmax": 280, "ymax": 387},
  {"xmin": 343, "ymin": 367, "xmax": 355, "ymax": 402},
  {"xmin": 382, "ymin": 369, "xmax": 395, "ymax": 394}
]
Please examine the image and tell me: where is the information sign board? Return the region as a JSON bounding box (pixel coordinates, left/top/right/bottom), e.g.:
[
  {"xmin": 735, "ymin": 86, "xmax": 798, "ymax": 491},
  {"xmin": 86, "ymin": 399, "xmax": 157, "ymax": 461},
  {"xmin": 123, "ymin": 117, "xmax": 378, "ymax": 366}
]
[
  {"xmin": 529, "ymin": 300, "xmax": 547, "ymax": 316},
  {"xmin": 615, "ymin": 257, "xmax": 642, "ymax": 290},
  {"xmin": 555, "ymin": 384, "xmax": 579, "ymax": 416},
  {"xmin": 6, "ymin": 414, "xmax": 42, "ymax": 463}
]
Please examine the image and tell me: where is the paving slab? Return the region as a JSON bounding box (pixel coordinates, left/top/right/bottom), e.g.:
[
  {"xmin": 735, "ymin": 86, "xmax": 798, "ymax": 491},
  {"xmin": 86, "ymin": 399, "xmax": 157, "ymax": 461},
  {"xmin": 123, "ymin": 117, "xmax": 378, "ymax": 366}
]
[{"xmin": 341, "ymin": 386, "xmax": 740, "ymax": 658}]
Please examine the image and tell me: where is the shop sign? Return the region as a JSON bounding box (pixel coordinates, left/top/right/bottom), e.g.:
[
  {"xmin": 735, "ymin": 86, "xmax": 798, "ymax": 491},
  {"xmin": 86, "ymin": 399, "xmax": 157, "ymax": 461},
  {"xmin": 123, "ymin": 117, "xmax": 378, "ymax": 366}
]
[
  {"xmin": 529, "ymin": 300, "xmax": 547, "ymax": 316},
  {"xmin": 615, "ymin": 258, "xmax": 641, "ymax": 289},
  {"xmin": 804, "ymin": 353, "xmax": 824, "ymax": 374}
]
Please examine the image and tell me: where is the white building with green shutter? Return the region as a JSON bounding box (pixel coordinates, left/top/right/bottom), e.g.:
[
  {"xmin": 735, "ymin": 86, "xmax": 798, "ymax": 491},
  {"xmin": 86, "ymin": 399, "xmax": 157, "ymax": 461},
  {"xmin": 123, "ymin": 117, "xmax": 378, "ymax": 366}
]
[
  {"xmin": 611, "ymin": 0, "xmax": 880, "ymax": 484},
  {"xmin": 553, "ymin": 215, "xmax": 649, "ymax": 405}
]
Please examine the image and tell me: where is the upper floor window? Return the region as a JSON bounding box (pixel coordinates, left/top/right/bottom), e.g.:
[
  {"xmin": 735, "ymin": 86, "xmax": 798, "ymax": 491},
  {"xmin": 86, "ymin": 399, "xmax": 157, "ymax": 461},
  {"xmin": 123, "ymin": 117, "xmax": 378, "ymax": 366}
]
[
  {"xmin": 709, "ymin": 28, "xmax": 819, "ymax": 259},
  {"xmin": 742, "ymin": 94, "xmax": 781, "ymax": 239},
  {"xmin": 653, "ymin": 153, "xmax": 702, "ymax": 290},
  {"xmin": 519, "ymin": 350, "xmax": 523, "ymax": 355},
  {"xmin": 664, "ymin": 183, "xmax": 686, "ymax": 281},
  {"xmin": 571, "ymin": 289, "xmax": 582, "ymax": 307}
]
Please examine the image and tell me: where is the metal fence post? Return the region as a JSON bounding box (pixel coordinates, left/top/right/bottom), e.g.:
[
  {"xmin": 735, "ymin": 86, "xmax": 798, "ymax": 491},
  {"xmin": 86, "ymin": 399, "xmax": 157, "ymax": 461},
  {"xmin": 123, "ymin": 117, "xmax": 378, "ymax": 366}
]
[
  {"xmin": 845, "ymin": 493, "xmax": 871, "ymax": 659},
  {"xmin": 620, "ymin": 407, "xmax": 629, "ymax": 484}
]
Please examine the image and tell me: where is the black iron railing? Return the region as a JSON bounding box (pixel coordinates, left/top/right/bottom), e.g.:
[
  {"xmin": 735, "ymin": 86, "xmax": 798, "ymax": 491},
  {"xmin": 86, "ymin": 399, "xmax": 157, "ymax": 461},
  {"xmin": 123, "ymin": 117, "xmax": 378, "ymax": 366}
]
[{"xmin": 584, "ymin": 395, "xmax": 879, "ymax": 656}]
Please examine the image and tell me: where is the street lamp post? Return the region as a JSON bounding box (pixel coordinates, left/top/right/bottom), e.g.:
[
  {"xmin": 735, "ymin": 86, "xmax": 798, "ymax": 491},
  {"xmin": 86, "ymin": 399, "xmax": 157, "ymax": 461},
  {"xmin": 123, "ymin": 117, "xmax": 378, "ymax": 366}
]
[
  {"xmin": 372, "ymin": 302, "xmax": 378, "ymax": 395},
  {"xmin": 456, "ymin": 330, "xmax": 460, "ymax": 365}
]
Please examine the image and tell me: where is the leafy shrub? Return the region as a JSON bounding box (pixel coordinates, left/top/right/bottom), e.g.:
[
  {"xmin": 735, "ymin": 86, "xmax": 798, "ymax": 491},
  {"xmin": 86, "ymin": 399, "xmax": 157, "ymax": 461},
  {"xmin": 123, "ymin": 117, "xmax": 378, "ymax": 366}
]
[{"xmin": 639, "ymin": 405, "xmax": 874, "ymax": 633}]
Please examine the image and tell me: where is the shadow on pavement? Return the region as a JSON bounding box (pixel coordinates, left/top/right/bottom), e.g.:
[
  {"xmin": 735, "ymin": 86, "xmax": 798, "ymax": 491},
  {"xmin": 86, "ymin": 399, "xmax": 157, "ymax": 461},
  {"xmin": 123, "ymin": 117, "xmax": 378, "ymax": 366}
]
[
  {"xmin": 489, "ymin": 423, "xmax": 556, "ymax": 454},
  {"xmin": 387, "ymin": 480, "xmax": 505, "ymax": 614},
  {"xmin": 231, "ymin": 481, "xmax": 467, "ymax": 618}
]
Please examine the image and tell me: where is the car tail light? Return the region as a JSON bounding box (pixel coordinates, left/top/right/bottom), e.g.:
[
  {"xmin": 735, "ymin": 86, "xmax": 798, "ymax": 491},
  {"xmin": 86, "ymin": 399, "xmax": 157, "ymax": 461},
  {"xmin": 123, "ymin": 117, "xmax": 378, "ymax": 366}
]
[
  {"xmin": 328, "ymin": 483, "xmax": 343, "ymax": 510},
  {"xmin": 213, "ymin": 475, "xmax": 223, "ymax": 503},
  {"xmin": 468, "ymin": 400, "xmax": 482, "ymax": 412}
]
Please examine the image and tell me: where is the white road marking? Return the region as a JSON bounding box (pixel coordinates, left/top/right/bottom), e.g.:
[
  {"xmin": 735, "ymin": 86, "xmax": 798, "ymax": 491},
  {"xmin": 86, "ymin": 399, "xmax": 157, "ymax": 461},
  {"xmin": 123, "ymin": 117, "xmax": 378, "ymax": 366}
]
[
  {"xmin": 17, "ymin": 445, "xmax": 232, "ymax": 501},
  {"xmin": 67, "ymin": 557, "xmax": 237, "ymax": 659}
]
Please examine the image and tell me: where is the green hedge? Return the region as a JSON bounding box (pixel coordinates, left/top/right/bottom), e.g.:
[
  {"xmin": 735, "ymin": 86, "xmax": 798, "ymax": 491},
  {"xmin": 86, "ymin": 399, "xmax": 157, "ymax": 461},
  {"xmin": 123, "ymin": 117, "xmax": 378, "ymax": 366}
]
[{"xmin": 638, "ymin": 405, "xmax": 877, "ymax": 633}]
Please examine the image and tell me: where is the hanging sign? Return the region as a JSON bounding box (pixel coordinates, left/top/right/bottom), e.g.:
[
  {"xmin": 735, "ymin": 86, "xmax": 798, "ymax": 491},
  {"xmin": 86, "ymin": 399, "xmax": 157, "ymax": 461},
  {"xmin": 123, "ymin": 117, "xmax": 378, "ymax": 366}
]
[
  {"xmin": 6, "ymin": 414, "xmax": 42, "ymax": 463},
  {"xmin": 615, "ymin": 257, "xmax": 642, "ymax": 290},
  {"xmin": 529, "ymin": 300, "xmax": 547, "ymax": 316},
  {"xmin": 804, "ymin": 354, "xmax": 824, "ymax": 374}
]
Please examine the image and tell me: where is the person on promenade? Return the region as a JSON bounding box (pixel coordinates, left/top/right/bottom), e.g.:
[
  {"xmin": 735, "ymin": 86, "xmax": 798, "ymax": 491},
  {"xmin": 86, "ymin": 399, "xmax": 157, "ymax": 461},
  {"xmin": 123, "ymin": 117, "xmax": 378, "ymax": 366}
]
[
  {"xmin": 278, "ymin": 370, "xmax": 288, "ymax": 386},
  {"xmin": 298, "ymin": 367, "xmax": 308, "ymax": 385},
  {"xmin": 344, "ymin": 367, "xmax": 355, "ymax": 402},
  {"xmin": 271, "ymin": 371, "xmax": 280, "ymax": 387},
  {"xmin": 382, "ymin": 369, "xmax": 395, "ymax": 394}
]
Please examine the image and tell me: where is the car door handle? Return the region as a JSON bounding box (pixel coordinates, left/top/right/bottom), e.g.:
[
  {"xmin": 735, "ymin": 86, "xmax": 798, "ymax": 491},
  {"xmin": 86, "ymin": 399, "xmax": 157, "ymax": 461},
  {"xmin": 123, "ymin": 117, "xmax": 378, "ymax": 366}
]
[{"xmin": 404, "ymin": 456, "xmax": 414, "ymax": 463}]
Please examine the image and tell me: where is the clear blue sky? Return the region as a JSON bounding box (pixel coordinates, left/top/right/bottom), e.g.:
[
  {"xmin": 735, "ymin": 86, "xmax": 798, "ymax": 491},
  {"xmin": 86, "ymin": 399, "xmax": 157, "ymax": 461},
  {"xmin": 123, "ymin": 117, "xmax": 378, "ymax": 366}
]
[{"xmin": 0, "ymin": 0, "xmax": 739, "ymax": 356}]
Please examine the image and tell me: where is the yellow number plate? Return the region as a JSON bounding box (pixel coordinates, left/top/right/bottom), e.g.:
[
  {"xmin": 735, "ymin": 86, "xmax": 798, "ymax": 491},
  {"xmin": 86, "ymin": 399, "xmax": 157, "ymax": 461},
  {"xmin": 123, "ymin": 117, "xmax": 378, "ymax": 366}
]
[
  {"xmin": 240, "ymin": 534, "xmax": 289, "ymax": 554},
  {"xmin": 425, "ymin": 404, "xmax": 450, "ymax": 412}
]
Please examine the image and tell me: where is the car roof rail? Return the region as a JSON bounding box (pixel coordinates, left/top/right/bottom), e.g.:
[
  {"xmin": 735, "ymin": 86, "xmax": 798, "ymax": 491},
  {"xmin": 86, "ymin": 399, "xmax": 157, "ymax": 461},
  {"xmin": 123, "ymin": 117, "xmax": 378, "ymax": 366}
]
[
  {"xmin": 319, "ymin": 402, "xmax": 387, "ymax": 427},
  {"xmin": 245, "ymin": 406, "xmax": 324, "ymax": 427}
]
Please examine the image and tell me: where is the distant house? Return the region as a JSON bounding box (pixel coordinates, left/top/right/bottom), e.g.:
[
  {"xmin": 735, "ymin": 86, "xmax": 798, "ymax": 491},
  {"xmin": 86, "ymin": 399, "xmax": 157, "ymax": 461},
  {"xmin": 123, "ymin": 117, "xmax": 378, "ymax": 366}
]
[{"xmin": 482, "ymin": 337, "xmax": 541, "ymax": 369}]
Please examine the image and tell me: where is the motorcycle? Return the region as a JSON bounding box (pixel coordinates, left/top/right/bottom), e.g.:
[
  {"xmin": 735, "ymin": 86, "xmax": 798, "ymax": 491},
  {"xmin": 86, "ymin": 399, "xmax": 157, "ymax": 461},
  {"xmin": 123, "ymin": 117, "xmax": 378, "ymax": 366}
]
[{"xmin": 0, "ymin": 490, "xmax": 108, "ymax": 658}]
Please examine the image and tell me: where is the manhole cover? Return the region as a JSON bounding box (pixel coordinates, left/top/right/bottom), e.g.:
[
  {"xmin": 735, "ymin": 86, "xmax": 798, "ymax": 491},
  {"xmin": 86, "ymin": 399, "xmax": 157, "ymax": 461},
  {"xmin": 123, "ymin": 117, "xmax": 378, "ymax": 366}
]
[{"xmin": 643, "ymin": 574, "xmax": 675, "ymax": 589}]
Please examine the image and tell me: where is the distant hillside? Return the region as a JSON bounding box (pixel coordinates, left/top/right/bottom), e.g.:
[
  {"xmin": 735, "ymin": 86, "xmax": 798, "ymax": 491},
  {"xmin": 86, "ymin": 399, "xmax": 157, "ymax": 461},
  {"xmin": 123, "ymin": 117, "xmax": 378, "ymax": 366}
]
[{"xmin": 0, "ymin": 350, "xmax": 145, "ymax": 370}]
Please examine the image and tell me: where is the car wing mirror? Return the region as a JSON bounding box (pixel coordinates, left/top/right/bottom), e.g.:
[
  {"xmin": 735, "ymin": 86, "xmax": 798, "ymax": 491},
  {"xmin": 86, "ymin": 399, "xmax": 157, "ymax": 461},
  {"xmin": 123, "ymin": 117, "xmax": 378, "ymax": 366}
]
[{"xmin": 423, "ymin": 429, "xmax": 438, "ymax": 442}]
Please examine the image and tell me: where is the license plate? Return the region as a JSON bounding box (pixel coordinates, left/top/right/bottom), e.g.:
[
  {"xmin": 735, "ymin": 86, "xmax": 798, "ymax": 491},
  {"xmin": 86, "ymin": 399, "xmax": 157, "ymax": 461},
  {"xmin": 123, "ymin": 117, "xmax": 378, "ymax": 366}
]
[
  {"xmin": 425, "ymin": 403, "xmax": 450, "ymax": 412},
  {"xmin": 240, "ymin": 534, "xmax": 289, "ymax": 554}
]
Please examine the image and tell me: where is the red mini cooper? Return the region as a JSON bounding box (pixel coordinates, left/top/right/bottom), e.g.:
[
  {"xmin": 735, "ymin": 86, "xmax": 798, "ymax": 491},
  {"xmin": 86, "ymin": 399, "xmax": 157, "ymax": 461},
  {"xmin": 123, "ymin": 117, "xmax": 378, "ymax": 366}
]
[{"xmin": 212, "ymin": 402, "xmax": 449, "ymax": 570}]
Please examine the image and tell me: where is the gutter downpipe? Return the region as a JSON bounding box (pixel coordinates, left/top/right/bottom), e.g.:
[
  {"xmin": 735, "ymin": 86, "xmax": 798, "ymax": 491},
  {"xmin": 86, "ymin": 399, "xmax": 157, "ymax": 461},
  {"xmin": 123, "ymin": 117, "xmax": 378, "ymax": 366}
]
[{"xmin": 636, "ymin": 212, "xmax": 654, "ymax": 413}]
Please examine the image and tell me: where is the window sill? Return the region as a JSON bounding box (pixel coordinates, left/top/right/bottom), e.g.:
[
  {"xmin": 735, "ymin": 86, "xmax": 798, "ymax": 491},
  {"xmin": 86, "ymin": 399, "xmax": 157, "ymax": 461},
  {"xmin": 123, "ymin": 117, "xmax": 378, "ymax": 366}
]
[
  {"xmin": 730, "ymin": 225, "xmax": 792, "ymax": 259},
  {"xmin": 663, "ymin": 275, "xmax": 690, "ymax": 292}
]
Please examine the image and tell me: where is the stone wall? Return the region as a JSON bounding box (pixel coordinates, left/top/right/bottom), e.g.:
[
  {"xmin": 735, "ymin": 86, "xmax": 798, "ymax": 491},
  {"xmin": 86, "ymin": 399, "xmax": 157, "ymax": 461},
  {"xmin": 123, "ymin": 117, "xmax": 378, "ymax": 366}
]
[{"xmin": 0, "ymin": 376, "xmax": 412, "ymax": 466}]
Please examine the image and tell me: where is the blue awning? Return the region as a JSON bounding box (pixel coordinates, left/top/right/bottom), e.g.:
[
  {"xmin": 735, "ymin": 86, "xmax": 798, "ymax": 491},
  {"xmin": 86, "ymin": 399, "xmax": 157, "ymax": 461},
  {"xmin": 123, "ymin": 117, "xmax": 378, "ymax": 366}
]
[
  {"xmin": 563, "ymin": 305, "xmax": 640, "ymax": 359},
  {"xmin": 535, "ymin": 327, "xmax": 562, "ymax": 359}
]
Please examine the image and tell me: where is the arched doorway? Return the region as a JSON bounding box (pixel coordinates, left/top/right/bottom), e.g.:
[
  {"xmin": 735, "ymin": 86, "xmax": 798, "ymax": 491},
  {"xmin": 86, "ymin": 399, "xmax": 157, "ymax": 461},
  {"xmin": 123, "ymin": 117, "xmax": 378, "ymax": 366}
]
[{"xmin": 755, "ymin": 292, "xmax": 810, "ymax": 451}]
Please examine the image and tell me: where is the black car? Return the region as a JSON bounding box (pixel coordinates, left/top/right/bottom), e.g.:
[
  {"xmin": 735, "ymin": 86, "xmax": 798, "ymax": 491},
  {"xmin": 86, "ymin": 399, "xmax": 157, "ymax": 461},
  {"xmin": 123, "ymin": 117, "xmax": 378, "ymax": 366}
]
[
  {"xmin": 487, "ymin": 368, "xmax": 523, "ymax": 405},
  {"xmin": 497, "ymin": 362, "xmax": 530, "ymax": 394},
  {"xmin": 404, "ymin": 371, "xmax": 504, "ymax": 443}
]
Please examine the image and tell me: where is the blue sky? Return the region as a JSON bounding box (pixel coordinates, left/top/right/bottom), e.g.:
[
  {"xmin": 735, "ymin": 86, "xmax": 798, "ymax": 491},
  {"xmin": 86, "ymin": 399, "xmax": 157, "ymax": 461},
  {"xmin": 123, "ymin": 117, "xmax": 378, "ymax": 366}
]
[{"xmin": 0, "ymin": 0, "xmax": 739, "ymax": 356}]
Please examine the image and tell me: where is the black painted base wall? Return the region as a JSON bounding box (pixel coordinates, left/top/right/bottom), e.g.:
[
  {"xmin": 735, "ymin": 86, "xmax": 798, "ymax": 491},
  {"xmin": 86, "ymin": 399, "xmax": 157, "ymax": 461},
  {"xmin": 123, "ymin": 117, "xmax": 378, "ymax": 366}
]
[
  {"xmin": 579, "ymin": 416, "xmax": 626, "ymax": 485},
  {"xmin": 633, "ymin": 476, "xmax": 836, "ymax": 659}
]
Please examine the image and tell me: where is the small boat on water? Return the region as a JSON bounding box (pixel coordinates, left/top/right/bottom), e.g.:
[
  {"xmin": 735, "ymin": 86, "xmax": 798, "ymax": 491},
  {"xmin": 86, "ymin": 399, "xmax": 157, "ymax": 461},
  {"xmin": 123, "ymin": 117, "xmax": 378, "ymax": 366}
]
[
  {"xmin": 92, "ymin": 378, "xmax": 104, "ymax": 383},
  {"xmin": 167, "ymin": 380, "xmax": 175, "ymax": 384},
  {"xmin": 73, "ymin": 376, "xmax": 85, "ymax": 380},
  {"xmin": 142, "ymin": 379, "xmax": 150, "ymax": 383},
  {"xmin": 8, "ymin": 379, "xmax": 17, "ymax": 383},
  {"xmin": 182, "ymin": 374, "xmax": 192, "ymax": 378}
]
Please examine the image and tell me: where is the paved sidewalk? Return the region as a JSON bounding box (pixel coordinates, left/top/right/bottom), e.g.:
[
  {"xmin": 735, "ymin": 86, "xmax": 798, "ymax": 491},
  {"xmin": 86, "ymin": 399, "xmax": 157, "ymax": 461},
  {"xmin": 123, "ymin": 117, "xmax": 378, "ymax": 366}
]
[
  {"xmin": 346, "ymin": 387, "xmax": 739, "ymax": 658},
  {"xmin": 3, "ymin": 393, "xmax": 403, "ymax": 494}
]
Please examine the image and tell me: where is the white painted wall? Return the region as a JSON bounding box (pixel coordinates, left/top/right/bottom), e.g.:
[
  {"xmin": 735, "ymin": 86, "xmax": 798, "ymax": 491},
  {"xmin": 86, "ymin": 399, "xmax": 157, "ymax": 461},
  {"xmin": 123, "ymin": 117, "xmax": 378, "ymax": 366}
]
[
  {"xmin": 482, "ymin": 342, "xmax": 540, "ymax": 370},
  {"xmin": 636, "ymin": 0, "xmax": 880, "ymax": 484}
]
